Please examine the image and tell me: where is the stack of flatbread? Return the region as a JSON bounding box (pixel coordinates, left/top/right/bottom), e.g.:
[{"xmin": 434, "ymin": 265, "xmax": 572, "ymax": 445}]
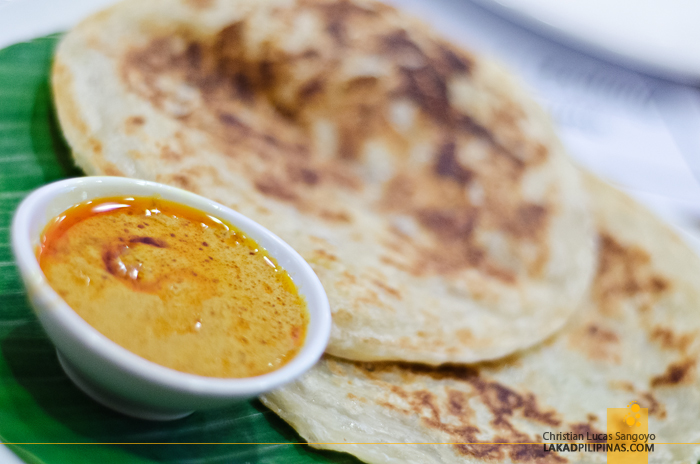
[{"xmin": 51, "ymin": 0, "xmax": 700, "ymax": 462}]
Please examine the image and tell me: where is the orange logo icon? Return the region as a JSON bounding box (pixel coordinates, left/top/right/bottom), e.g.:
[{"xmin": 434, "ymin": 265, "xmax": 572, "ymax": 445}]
[
  {"xmin": 607, "ymin": 401, "xmax": 650, "ymax": 464},
  {"xmin": 624, "ymin": 401, "xmax": 643, "ymax": 428}
]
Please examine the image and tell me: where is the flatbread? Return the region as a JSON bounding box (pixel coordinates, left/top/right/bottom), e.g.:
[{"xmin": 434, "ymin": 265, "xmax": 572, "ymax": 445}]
[
  {"xmin": 260, "ymin": 176, "xmax": 700, "ymax": 463},
  {"xmin": 52, "ymin": 0, "xmax": 596, "ymax": 363}
]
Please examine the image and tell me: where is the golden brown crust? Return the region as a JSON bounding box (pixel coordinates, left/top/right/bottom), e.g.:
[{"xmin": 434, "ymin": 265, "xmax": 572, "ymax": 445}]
[
  {"xmin": 117, "ymin": 5, "xmax": 554, "ymax": 281},
  {"xmin": 52, "ymin": 0, "xmax": 596, "ymax": 364},
  {"xmin": 261, "ymin": 179, "xmax": 700, "ymax": 464}
]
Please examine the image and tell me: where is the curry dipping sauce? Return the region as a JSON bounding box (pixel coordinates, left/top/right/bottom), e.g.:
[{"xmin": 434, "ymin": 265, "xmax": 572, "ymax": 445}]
[{"xmin": 37, "ymin": 196, "xmax": 309, "ymax": 378}]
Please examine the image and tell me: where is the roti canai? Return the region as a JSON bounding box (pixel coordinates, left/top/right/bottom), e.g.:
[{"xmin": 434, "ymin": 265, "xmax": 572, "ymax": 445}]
[
  {"xmin": 260, "ymin": 176, "xmax": 700, "ymax": 463},
  {"xmin": 51, "ymin": 0, "xmax": 596, "ymax": 364}
]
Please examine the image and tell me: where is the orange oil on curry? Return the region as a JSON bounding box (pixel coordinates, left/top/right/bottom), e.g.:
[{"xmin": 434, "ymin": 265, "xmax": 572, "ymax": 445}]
[{"xmin": 38, "ymin": 196, "xmax": 308, "ymax": 378}]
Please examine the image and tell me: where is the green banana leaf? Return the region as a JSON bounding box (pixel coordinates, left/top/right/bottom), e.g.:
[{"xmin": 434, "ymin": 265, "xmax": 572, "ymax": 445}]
[{"xmin": 0, "ymin": 34, "xmax": 361, "ymax": 464}]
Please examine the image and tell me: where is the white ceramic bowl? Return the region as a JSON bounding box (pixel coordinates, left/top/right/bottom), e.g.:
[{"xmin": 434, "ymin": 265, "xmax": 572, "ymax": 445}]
[{"xmin": 11, "ymin": 177, "xmax": 331, "ymax": 420}]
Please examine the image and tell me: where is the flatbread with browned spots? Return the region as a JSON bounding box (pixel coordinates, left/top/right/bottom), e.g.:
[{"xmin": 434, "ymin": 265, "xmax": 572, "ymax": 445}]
[
  {"xmin": 51, "ymin": 0, "xmax": 596, "ymax": 364},
  {"xmin": 260, "ymin": 176, "xmax": 700, "ymax": 463}
]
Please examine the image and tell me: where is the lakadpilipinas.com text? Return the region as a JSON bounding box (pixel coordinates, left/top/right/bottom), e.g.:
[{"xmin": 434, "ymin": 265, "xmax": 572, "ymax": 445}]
[{"xmin": 542, "ymin": 432, "xmax": 655, "ymax": 453}]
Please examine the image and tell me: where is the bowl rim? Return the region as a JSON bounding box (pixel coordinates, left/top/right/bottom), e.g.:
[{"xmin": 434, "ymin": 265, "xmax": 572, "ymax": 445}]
[{"xmin": 11, "ymin": 176, "xmax": 331, "ymax": 398}]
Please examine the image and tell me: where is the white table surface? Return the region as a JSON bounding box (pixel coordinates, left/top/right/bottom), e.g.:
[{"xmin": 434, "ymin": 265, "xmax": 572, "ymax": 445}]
[
  {"xmin": 1, "ymin": 0, "xmax": 700, "ymax": 461},
  {"xmin": 470, "ymin": 0, "xmax": 700, "ymax": 84}
]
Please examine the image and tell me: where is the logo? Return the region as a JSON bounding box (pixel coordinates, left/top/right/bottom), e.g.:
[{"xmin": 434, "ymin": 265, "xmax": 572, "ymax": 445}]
[
  {"xmin": 607, "ymin": 401, "xmax": 653, "ymax": 464},
  {"xmin": 542, "ymin": 401, "xmax": 654, "ymax": 462},
  {"xmin": 623, "ymin": 401, "xmax": 643, "ymax": 428}
]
